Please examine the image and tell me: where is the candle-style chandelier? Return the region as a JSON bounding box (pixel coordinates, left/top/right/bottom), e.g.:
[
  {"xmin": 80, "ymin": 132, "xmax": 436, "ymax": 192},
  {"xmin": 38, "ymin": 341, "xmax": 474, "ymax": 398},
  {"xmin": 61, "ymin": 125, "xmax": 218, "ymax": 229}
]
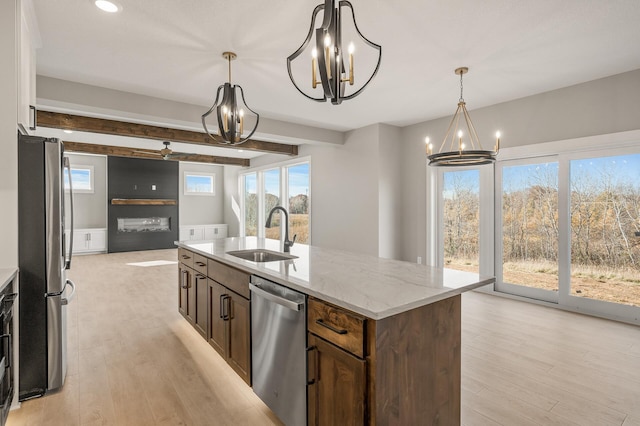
[
  {"xmin": 287, "ymin": 0, "xmax": 381, "ymax": 105},
  {"xmin": 426, "ymin": 67, "xmax": 500, "ymax": 167},
  {"xmin": 201, "ymin": 52, "xmax": 259, "ymax": 145}
]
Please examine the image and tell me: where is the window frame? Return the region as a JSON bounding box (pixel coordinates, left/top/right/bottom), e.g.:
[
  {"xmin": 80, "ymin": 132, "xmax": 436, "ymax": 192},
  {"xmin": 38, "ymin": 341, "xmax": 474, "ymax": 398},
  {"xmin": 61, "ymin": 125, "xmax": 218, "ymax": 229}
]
[
  {"xmin": 183, "ymin": 172, "xmax": 216, "ymax": 196},
  {"xmin": 239, "ymin": 156, "xmax": 311, "ymax": 243},
  {"xmin": 65, "ymin": 164, "xmax": 94, "ymax": 194}
]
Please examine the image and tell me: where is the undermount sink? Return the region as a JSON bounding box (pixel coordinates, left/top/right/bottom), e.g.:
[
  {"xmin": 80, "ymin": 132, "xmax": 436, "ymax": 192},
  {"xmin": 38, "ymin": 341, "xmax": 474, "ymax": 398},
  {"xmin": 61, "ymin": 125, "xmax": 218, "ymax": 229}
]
[{"xmin": 226, "ymin": 249, "xmax": 298, "ymax": 263}]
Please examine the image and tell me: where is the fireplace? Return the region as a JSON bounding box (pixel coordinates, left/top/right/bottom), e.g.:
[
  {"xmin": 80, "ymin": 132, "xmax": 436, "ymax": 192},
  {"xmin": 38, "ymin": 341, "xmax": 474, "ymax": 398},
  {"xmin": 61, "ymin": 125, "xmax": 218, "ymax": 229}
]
[
  {"xmin": 108, "ymin": 157, "xmax": 179, "ymax": 252},
  {"xmin": 117, "ymin": 217, "xmax": 171, "ymax": 233}
]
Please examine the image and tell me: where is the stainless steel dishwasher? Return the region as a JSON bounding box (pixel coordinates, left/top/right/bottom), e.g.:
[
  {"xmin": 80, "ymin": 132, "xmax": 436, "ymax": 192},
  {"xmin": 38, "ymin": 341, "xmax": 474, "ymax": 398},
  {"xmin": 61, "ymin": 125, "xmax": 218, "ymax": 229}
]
[{"xmin": 250, "ymin": 275, "xmax": 307, "ymax": 426}]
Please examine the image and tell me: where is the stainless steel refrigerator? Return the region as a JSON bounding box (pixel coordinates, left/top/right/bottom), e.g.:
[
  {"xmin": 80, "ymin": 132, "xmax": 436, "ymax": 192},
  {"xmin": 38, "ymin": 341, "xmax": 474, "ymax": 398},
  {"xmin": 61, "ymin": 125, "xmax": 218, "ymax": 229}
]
[{"xmin": 18, "ymin": 134, "xmax": 76, "ymax": 400}]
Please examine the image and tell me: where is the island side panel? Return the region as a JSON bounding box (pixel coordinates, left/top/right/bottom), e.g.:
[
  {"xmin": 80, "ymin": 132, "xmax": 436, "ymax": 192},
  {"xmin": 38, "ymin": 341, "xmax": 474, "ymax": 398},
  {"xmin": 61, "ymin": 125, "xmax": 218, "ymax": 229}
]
[{"xmin": 371, "ymin": 295, "xmax": 461, "ymax": 425}]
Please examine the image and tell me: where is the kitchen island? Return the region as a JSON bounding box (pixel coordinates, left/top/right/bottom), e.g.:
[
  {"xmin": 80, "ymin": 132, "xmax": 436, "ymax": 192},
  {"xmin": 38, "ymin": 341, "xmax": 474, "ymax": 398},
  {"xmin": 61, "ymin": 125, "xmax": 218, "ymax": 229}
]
[{"xmin": 176, "ymin": 237, "xmax": 494, "ymax": 425}]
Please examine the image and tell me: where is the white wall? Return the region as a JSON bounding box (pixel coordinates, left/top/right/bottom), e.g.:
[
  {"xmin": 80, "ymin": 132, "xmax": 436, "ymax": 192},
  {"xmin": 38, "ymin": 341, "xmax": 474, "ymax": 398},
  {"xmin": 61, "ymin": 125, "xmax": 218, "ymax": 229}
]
[
  {"xmin": 235, "ymin": 123, "xmax": 405, "ymax": 258},
  {"xmin": 400, "ymin": 68, "xmax": 640, "ymax": 264},
  {"xmin": 304, "ymin": 125, "xmax": 380, "ymax": 256},
  {"xmin": 223, "ymin": 166, "xmax": 242, "ymax": 237},
  {"xmin": 378, "ymin": 124, "xmax": 403, "ymax": 260},
  {"xmin": 178, "ymin": 162, "xmax": 225, "ymax": 225},
  {"xmin": 65, "ymin": 153, "xmax": 107, "ymax": 228},
  {"xmin": 0, "ymin": 0, "xmax": 19, "ymax": 268},
  {"xmin": 36, "ymin": 76, "xmax": 344, "ymax": 146}
]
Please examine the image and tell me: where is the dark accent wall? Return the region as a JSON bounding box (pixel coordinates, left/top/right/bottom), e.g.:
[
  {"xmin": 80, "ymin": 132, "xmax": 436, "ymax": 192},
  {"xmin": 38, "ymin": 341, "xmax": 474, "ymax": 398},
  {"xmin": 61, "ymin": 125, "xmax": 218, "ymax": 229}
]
[{"xmin": 108, "ymin": 157, "xmax": 178, "ymax": 252}]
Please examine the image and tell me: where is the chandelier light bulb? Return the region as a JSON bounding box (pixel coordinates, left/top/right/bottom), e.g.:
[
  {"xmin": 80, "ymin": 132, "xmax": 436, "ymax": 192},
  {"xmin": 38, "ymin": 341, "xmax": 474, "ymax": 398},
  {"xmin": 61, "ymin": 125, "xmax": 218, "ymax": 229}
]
[
  {"xmin": 496, "ymin": 131, "xmax": 501, "ymax": 139},
  {"xmin": 287, "ymin": 0, "xmax": 381, "ymax": 104},
  {"xmin": 461, "ymin": 143, "xmax": 466, "ymax": 151},
  {"xmin": 458, "ymin": 130, "xmax": 463, "ymax": 138}
]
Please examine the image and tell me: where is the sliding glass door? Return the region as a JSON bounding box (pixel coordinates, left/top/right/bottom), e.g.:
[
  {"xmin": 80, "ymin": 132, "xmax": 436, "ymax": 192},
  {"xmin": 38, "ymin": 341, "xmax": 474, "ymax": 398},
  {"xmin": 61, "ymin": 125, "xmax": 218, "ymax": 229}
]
[{"xmin": 496, "ymin": 158, "xmax": 559, "ymax": 303}]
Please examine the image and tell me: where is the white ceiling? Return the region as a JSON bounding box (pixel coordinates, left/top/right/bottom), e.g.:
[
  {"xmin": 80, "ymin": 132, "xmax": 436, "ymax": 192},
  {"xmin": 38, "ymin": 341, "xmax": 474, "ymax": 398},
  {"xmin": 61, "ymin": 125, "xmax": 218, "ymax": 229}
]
[{"xmin": 33, "ymin": 0, "xmax": 640, "ymax": 135}]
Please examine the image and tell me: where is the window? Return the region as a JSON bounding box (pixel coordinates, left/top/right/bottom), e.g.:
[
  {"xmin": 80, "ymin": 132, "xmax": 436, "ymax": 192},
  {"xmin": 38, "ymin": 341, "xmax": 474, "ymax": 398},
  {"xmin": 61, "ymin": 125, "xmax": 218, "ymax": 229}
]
[
  {"xmin": 443, "ymin": 169, "xmax": 480, "ymax": 273},
  {"xmin": 241, "ymin": 159, "xmax": 311, "ymax": 244},
  {"xmin": 64, "ymin": 165, "xmax": 94, "ymax": 193},
  {"xmin": 244, "ymin": 173, "xmax": 257, "ymax": 237},
  {"xmin": 497, "ymin": 159, "xmax": 559, "ymax": 302},
  {"xmin": 184, "ymin": 172, "xmax": 215, "ymax": 195},
  {"xmin": 287, "ymin": 163, "xmax": 310, "ymax": 244},
  {"xmin": 263, "ymin": 168, "xmax": 281, "ymax": 240},
  {"xmin": 569, "ymin": 153, "xmax": 640, "ymax": 307},
  {"xmin": 429, "ymin": 131, "xmax": 640, "ymax": 322}
]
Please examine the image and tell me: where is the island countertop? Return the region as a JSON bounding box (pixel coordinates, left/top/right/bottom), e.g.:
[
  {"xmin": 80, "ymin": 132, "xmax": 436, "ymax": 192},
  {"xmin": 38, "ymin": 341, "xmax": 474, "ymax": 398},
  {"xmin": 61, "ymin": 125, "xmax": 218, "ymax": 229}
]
[{"xmin": 177, "ymin": 237, "xmax": 494, "ymax": 320}]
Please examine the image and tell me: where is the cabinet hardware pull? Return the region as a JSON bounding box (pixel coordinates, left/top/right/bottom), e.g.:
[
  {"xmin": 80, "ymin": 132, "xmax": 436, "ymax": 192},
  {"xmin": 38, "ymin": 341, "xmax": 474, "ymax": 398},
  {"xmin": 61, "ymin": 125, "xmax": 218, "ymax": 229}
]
[
  {"xmin": 220, "ymin": 294, "xmax": 231, "ymax": 320},
  {"xmin": 315, "ymin": 319, "xmax": 348, "ymax": 335},
  {"xmin": 223, "ymin": 295, "xmax": 231, "ymax": 320},
  {"xmin": 195, "ymin": 261, "xmax": 206, "ymax": 267},
  {"xmin": 181, "ymin": 271, "xmax": 189, "ymax": 289},
  {"xmin": 29, "ymin": 105, "xmax": 37, "ymax": 130},
  {"xmin": 1, "ymin": 334, "xmax": 11, "ymax": 368},
  {"xmin": 306, "ymin": 346, "xmax": 317, "ymax": 385},
  {"xmin": 181, "ymin": 255, "xmax": 191, "ymax": 259},
  {"xmin": 196, "ymin": 273, "xmax": 206, "ymax": 279}
]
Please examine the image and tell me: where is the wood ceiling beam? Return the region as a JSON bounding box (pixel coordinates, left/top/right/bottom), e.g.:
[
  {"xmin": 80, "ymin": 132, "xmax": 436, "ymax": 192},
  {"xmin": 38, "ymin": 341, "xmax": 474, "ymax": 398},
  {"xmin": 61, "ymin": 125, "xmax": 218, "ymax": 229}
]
[
  {"xmin": 63, "ymin": 141, "xmax": 250, "ymax": 167},
  {"xmin": 37, "ymin": 110, "xmax": 298, "ymax": 156}
]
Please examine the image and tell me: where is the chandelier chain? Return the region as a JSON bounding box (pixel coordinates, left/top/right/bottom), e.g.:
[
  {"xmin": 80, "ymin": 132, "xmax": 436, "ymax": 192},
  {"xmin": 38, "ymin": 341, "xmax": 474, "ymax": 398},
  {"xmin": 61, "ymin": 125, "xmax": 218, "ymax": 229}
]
[{"xmin": 459, "ymin": 71, "xmax": 464, "ymax": 102}]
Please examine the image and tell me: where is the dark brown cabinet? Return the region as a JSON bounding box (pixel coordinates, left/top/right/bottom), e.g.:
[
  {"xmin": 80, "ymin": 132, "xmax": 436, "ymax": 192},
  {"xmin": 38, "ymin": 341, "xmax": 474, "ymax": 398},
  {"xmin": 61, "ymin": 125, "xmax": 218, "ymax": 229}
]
[
  {"xmin": 307, "ymin": 298, "xmax": 367, "ymax": 426},
  {"xmin": 227, "ymin": 293, "xmax": 251, "ymax": 383},
  {"xmin": 207, "ymin": 278, "xmax": 251, "ymax": 385},
  {"xmin": 307, "ymin": 333, "xmax": 366, "ymax": 426},
  {"xmin": 178, "ymin": 264, "xmax": 192, "ymax": 323},
  {"xmin": 194, "ymin": 272, "xmax": 208, "ymax": 337},
  {"xmin": 207, "ymin": 279, "xmax": 226, "ymax": 355}
]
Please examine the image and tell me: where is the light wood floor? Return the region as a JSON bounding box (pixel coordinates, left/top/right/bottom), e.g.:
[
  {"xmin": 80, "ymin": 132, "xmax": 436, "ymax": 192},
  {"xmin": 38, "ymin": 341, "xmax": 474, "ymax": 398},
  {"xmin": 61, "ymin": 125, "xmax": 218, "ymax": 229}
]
[{"xmin": 7, "ymin": 249, "xmax": 640, "ymax": 426}]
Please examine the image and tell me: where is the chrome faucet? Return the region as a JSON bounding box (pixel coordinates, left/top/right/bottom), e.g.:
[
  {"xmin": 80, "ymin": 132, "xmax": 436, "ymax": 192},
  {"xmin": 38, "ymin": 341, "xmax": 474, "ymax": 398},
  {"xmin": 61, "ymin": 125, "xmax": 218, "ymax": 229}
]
[{"xmin": 265, "ymin": 206, "xmax": 297, "ymax": 253}]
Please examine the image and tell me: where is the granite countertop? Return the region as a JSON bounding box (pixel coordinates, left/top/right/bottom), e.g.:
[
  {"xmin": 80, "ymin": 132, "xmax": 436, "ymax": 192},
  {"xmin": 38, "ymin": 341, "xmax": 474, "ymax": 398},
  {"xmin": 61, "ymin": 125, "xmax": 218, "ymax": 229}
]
[{"xmin": 177, "ymin": 237, "xmax": 494, "ymax": 320}]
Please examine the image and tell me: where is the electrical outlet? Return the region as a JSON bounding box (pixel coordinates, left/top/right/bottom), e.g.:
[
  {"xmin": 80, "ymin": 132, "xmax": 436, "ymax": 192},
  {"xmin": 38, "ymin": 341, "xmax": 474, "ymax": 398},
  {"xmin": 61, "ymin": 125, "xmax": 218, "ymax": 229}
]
[{"xmin": 417, "ymin": 256, "xmax": 422, "ymax": 264}]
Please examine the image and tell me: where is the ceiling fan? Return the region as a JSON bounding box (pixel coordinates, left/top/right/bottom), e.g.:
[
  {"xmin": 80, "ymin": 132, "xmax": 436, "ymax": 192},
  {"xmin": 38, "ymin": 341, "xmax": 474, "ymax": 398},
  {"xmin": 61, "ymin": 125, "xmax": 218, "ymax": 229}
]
[{"xmin": 133, "ymin": 141, "xmax": 196, "ymax": 161}]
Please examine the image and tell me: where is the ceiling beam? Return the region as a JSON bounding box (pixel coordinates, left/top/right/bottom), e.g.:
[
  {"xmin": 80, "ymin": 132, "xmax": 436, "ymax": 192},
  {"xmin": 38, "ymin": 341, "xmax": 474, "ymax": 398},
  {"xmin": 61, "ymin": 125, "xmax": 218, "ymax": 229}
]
[
  {"xmin": 37, "ymin": 110, "xmax": 299, "ymax": 156},
  {"xmin": 63, "ymin": 141, "xmax": 250, "ymax": 167}
]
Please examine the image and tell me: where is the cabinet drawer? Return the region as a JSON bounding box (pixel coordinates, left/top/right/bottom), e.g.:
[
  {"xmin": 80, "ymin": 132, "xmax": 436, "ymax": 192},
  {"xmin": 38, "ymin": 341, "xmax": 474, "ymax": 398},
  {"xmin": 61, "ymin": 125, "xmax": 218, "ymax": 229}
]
[
  {"xmin": 308, "ymin": 298, "xmax": 365, "ymax": 358},
  {"xmin": 193, "ymin": 253, "xmax": 208, "ymax": 275},
  {"xmin": 207, "ymin": 259, "xmax": 250, "ymax": 299},
  {"xmin": 178, "ymin": 248, "xmax": 194, "ymax": 268}
]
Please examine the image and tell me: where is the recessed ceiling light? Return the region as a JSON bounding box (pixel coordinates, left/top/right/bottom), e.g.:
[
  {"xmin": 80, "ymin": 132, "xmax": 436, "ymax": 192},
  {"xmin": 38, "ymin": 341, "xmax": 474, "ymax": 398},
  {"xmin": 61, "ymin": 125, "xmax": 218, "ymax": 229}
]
[
  {"xmin": 95, "ymin": 0, "xmax": 120, "ymax": 13},
  {"xmin": 63, "ymin": 130, "xmax": 73, "ymax": 134}
]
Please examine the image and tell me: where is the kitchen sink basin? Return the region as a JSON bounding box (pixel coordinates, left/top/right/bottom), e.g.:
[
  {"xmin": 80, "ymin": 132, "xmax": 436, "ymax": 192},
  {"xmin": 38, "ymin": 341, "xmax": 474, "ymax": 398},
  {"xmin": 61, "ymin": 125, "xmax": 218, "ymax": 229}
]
[{"xmin": 226, "ymin": 249, "xmax": 298, "ymax": 263}]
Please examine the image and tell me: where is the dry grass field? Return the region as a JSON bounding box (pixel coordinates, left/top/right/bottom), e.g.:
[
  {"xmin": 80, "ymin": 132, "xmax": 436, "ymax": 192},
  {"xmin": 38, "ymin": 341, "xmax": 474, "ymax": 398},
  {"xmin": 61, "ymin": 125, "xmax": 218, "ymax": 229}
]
[{"xmin": 447, "ymin": 259, "xmax": 640, "ymax": 307}]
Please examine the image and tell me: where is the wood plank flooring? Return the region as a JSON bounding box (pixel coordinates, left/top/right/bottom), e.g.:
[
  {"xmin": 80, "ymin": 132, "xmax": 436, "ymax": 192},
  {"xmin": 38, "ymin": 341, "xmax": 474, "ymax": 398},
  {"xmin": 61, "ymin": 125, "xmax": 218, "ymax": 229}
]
[{"xmin": 7, "ymin": 249, "xmax": 640, "ymax": 426}]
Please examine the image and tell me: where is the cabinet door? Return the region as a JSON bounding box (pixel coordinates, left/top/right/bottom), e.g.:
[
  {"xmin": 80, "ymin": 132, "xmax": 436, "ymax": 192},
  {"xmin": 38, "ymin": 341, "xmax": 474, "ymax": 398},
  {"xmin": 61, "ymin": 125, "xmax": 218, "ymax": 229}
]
[
  {"xmin": 227, "ymin": 293, "xmax": 251, "ymax": 385},
  {"xmin": 87, "ymin": 230, "xmax": 106, "ymax": 251},
  {"xmin": 186, "ymin": 269, "xmax": 196, "ymax": 324},
  {"xmin": 308, "ymin": 333, "xmax": 366, "ymax": 426},
  {"xmin": 71, "ymin": 231, "xmax": 89, "ymax": 253},
  {"xmin": 194, "ymin": 273, "xmax": 208, "ymax": 338},
  {"xmin": 178, "ymin": 265, "xmax": 189, "ymax": 318},
  {"xmin": 208, "ymin": 279, "xmax": 227, "ymax": 357}
]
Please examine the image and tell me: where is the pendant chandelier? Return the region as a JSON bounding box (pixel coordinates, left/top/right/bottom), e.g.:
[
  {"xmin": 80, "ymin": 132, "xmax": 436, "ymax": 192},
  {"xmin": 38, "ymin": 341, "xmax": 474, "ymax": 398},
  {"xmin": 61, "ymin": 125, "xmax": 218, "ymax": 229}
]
[
  {"xmin": 201, "ymin": 52, "xmax": 259, "ymax": 145},
  {"xmin": 426, "ymin": 67, "xmax": 500, "ymax": 167},
  {"xmin": 286, "ymin": 0, "xmax": 382, "ymax": 105}
]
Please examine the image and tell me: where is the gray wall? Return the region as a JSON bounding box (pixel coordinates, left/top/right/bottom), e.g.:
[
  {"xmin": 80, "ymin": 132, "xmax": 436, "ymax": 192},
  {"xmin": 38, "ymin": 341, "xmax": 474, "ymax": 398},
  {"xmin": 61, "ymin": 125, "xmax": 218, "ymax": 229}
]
[
  {"xmin": 400, "ymin": 68, "xmax": 640, "ymax": 264},
  {"xmin": 65, "ymin": 153, "xmax": 107, "ymax": 228},
  {"xmin": 238, "ymin": 123, "xmax": 404, "ymax": 258},
  {"xmin": 179, "ymin": 162, "xmax": 225, "ymax": 225}
]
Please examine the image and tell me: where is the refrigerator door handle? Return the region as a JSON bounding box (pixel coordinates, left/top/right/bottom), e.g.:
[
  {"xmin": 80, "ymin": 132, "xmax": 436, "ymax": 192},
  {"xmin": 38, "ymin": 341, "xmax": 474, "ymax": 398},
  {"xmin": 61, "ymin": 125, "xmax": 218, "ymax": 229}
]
[
  {"xmin": 61, "ymin": 280, "xmax": 76, "ymax": 306},
  {"xmin": 63, "ymin": 156, "xmax": 74, "ymax": 269}
]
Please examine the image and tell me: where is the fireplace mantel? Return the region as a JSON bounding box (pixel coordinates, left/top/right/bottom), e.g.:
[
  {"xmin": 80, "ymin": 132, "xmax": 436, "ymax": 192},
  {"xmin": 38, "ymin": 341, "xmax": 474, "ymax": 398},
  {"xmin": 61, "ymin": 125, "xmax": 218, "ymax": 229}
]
[{"xmin": 111, "ymin": 198, "xmax": 177, "ymax": 206}]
